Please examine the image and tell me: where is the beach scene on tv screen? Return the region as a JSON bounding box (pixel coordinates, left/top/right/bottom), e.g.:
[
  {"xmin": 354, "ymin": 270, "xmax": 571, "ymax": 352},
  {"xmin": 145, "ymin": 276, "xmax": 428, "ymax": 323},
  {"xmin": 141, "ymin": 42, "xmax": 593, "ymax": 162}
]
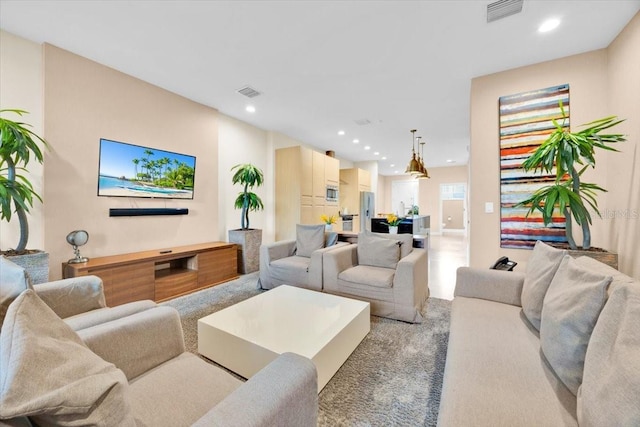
[{"xmin": 98, "ymin": 139, "xmax": 195, "ymax": 199}]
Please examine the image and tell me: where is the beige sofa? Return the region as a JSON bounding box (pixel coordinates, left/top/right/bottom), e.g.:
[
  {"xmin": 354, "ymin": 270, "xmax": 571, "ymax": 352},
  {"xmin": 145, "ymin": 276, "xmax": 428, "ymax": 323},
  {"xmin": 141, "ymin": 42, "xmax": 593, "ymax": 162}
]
[
  {"xmin": 0, "ymin": 290, "xmax": 318, "ymax": 426},
  {"xmin": 323, "ymin": 232, "xmax": 428, "ymax": 323},
  {"xmin": 438, "ymin": 242, "xmax": 640, "ymax": 426}
]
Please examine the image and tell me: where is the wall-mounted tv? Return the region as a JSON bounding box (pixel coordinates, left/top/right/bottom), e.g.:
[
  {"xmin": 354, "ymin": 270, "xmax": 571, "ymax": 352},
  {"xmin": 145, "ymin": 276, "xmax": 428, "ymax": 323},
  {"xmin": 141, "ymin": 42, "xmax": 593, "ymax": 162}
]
[{"xmin": 97, "ymin": 138, "xmax": 196, "ymax": 199}]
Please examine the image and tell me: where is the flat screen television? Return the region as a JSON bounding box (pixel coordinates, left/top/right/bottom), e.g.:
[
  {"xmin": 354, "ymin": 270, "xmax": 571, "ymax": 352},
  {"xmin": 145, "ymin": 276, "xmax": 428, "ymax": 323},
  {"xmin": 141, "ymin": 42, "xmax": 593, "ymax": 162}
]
[{"xmin": 97, "ymin": 138, "xmax": 196, "ymax": 199}]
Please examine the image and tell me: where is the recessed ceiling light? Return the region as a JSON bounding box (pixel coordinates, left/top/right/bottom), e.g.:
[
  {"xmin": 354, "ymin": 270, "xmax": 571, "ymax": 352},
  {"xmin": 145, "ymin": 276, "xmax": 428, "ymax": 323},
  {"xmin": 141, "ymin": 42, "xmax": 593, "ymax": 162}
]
[
  {"xmin": 338, "ymin": 130, "xmax": 345, "ymax": 136},
  {"xmin": 245, "ymin": 105, "xmax": 256, "ymax": 113},
  {"xmin": 374, "ymin": 152, "xmax": 380, "ymax": 156},
  {"xmin": 364, "ymin": 146, "xmax": 371, "ymax": 150},
  {"xmin": 446, "ymin": 159, "xmax": 455, "ymax": 163},
  {"xmin": 390, "ymin": 164, "xmax": 395, "ymax": 167},
  {"xmin": 381, "ymin": 157, "xmax": 387, "ymax": 160},
  {"xmin": 538, "ymin": 18, "xmax": 560, "ymax": 33},
  {"xmin": 394, "ymin": 171, "xmax": 399, "ymax": 174},
  {"xmin": 353, "ymin": 139, "xmax": 359, "ymax": 144}
]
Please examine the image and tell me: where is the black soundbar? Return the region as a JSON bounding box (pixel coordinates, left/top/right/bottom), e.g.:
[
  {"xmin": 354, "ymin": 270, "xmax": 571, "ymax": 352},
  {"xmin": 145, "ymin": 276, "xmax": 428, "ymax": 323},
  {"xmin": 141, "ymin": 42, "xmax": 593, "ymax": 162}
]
[{"xmin": 109, "ymin": 208, "xmax": 189, "ymax": 217}]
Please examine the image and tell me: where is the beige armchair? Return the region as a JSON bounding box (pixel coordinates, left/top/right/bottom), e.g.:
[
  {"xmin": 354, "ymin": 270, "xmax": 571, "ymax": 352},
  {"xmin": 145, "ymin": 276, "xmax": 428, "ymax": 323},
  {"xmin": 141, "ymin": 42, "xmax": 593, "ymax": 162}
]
[
  {"xmin": 323, "ymin": 232, "xmax": 429, "ymax": 323},
  {"xmin": 259, "ymin": 225, "xmax": 347, "ymax": 291},
  {"xmin": 1, "ymin": 255, "xmax": 155, "ymax": 332}
]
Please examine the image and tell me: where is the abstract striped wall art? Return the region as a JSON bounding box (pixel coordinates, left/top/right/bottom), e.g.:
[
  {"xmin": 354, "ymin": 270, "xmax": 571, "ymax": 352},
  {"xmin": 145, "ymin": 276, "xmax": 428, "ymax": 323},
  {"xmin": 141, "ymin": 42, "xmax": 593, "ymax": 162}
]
[{"xmin": 499, "ymin": 84, "xmax": 570, "ymax": 249}]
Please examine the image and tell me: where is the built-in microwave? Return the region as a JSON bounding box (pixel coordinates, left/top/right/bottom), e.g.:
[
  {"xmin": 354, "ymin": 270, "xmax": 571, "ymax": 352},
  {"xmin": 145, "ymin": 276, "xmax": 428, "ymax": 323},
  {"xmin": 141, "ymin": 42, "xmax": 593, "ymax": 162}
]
[{"xmin": 326, "ymin": 185, "xmax": 338, "ymax": 202}]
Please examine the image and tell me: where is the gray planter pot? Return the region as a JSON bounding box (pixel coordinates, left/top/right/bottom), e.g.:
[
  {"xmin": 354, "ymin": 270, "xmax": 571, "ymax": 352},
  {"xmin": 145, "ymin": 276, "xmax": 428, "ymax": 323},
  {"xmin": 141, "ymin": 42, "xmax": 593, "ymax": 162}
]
[
  {"xmin": 8, "ymin": 251, "xmax": 50, "ymax": 284},
  {"xmin": 228, "ymin": 229, "xmax": 262, "ymax": 274}
]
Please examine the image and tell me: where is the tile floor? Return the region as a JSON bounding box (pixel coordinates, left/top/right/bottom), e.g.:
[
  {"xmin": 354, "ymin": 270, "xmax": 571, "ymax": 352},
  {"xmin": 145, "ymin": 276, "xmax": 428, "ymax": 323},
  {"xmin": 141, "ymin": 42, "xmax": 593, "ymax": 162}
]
[{"xmin": 427, "ymin": 232, "xmax": 469, "ymax": 300}]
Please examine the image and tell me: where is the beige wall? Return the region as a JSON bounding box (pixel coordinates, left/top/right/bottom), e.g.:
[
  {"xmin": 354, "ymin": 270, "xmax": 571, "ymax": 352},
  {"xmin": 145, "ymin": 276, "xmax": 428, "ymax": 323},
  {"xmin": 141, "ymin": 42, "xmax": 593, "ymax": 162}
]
[
  {"xmin": 469, "ymin": 12, "xmax": 639, "ymax": 277},
  {"xmin": 218, "ymin": 114, "xmax": 271, "ymax": 242},
  {"xmin": 43, "ymin": 44, "xmax": 219, "ymax": 280},
  {"xmin": 0, "ymin": 31, "xmax": 44, "ymax": 251},
  {"xmin": 605, "ymin": 12, "xmax": 640, "ymax": 277},
  {"xmin": 443, "ymin": 200, "xmax": 465, "ymax": 230},
  {"xmin": 381, "ymin": 165, "xmax": 468, "ymax": 234}
]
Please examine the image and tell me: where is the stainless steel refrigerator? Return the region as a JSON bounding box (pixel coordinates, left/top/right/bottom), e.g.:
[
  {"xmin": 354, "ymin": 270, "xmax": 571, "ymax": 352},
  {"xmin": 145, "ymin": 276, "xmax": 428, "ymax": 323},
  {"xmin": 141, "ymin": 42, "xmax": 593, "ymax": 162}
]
[{"xmin": 359, "ymin": 191, "xmax": 375, "ymax": 232}]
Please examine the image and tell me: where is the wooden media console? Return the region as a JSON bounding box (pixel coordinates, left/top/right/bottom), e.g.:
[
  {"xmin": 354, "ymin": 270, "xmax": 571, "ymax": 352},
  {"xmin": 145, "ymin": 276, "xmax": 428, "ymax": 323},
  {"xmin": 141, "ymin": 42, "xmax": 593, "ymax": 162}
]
[{"xmin": 63, "ymin": 242, "xmax": 238, "ymax": 306}]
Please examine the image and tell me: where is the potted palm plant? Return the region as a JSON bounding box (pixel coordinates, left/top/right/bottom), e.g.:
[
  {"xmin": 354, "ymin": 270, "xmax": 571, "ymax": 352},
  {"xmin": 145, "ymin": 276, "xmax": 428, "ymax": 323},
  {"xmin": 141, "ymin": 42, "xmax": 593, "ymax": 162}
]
[
  {"xmin": 517, "ymin": 102, "xmax": 625, "ymax": 267},
  {"xmin": 0, "ymin": 109, "xmax": 49, "ymax": 283},
  {"xmin": 228, "ymin": 163, "xmax": 264, "ymax": 274}
]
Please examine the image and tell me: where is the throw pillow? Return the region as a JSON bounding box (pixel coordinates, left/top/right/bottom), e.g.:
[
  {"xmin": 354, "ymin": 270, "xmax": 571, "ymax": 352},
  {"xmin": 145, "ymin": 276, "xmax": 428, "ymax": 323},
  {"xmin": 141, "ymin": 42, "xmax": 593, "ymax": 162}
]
[
  {"xmin": 296, "ymin": 224, "xmax": 326, "ymax": 257},
  {"xmin": 362, "ymin": 231, "xmax": 413, "ymax": 259},
  {"xmin": 521, "ymin": 240, "xmax": 567, "ymax": 330},
  {"xmin": 357, "ymin": 232, "xmax": 401, "ymax": 269},
  {"xmin": 0, "ymin": 256, "xmax": 32, "ymax": 328},
  {"xmin": 325, "ymin": 231, "xmax": 339, "ymax": 247},
  {"xmin": 0, "ymin": 290, "xmax": 136, "ymax": 426},
  {"xmin": 578, "ymin": 282, "xmax": 640, "ymax": 427},
  {"xmin": 540, "ymin": 255, "xmax": 612, "ymax": 395}
]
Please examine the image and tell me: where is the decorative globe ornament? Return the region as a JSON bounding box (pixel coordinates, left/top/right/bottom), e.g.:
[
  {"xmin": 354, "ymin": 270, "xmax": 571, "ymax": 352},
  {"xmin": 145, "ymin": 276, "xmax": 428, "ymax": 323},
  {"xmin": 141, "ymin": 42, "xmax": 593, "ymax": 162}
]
[{"xmin": 66, "ymin": 230, "xmax": 89, "ymax": 264}]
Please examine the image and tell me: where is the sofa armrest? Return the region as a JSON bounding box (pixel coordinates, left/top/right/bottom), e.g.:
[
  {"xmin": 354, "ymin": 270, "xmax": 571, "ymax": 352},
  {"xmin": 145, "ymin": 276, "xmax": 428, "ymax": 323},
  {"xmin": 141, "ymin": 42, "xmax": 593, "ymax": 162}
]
[
  {"xmin": 192, "ymin": 352, "xmax": 318, "ymax": 427},
  {"xmin": 308, "ymin": 242, "xmax": 350, "ymax": 287},
  {"xmin": 33, "ymin": 275, "xmax": 106, "ymax": 319},
  {"xmin": 322, "ymin": 244, "xmax": 358, "ymax": 288},
  {"xmin": 454, "ymin": 267, "xmax": 525, "ymax": 307},
  {"xmin": 259, "ymin": 240, "xmax": 297, "ymax": 289},
  {"xmin": 77, "ymin": 306, "xmax": 185, "ymax": 380},
  {"xmin": 395, "ymin": 248, "xmax": 429, "ymax": 294},
  {"xmin": 261, "ymin": 240, "xmax": 296, "ymax": 263}
]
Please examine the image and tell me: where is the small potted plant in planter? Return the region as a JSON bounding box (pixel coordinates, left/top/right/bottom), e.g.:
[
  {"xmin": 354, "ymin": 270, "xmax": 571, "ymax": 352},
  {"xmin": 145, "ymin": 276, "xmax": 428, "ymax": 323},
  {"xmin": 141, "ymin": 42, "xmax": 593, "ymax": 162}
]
[
  {"xmin": 320, "ymin": 214, "xmax": 337, "ymax": 231},
  {"xmin": 517, "ymin": 102, "xmax": 626, "ymax": 268},
  {"xmin": 0, "ymin": 109, "xmax": 49, "ymax": 283},
  {"xmin": 384, "ymin": 213, "xmax": 403, "ymax": 234},
  {"xmin": 228, "ymin": 163, "xmax": 264, "ymax": 274}
]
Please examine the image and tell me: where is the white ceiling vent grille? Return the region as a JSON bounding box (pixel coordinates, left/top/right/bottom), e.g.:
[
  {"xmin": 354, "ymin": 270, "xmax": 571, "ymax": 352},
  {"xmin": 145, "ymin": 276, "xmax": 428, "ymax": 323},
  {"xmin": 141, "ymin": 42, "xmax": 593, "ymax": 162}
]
[
  {"xmin": 487, "ymin": 0, "xmax": 523, "ymax": 23},
  {"xmin": 236, "ymin": 85, "xmax": 262, "ymax": 98},
  {"xmin": 354, "ymin": 118, "xmax": 371, "ymax": 126}
]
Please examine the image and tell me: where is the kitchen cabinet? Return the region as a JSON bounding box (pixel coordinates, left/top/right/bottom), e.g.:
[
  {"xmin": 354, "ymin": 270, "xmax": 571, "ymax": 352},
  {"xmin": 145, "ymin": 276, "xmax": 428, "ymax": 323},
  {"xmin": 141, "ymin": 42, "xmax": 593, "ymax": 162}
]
[{"xmin": 276, "ymin": 146, "xmax": 340, "ymax": 240}]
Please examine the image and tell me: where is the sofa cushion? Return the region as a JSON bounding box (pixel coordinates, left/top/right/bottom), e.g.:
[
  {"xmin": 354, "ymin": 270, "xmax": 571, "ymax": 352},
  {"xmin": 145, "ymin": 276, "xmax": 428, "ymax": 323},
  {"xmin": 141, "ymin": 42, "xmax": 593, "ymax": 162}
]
[
  {"xmin": 64, "ymin": 299, "xmax": 157, "ymax": 331},
  {"xmin": 578, "ymin": 281, "xmax": 640, "ymax": 427},
  {"xmin": 521, "ymin": 240, "xmax": 567, "ymax": 330},
  {"xmin": 296, "ymin": 224, "xmax": 326, "ymax": 257},
  {"xmin": 361, "ymin": 231, "xmax": 413, "ymax": 259},
  {"xmin": 0, "ymin": 255, "xmax": 32, "ymax": 328},
  {"xmin": 540, "ymin": 255, "xmax": 612, "ymax": 395},
  {"xmin": 357, "ymin": 232, "xmax": 401, "ymax": 269},
  {"xmin": 339, "ymin": 265, "xmax": 395, "ymax": 288},
  {"xmin": 438, "ymin": 296, "xmax": 577, "ymax": 426},
  {"xmin": 573, "ymin": 255, "xmax": 635, "ymax": 290},
  {"xmin": 0, "ymin": 290, "xmax": 135, "ymax": 426},
  {"xmin": 129, "ymin": 352, "xmax": 242, "ymax": 425}
]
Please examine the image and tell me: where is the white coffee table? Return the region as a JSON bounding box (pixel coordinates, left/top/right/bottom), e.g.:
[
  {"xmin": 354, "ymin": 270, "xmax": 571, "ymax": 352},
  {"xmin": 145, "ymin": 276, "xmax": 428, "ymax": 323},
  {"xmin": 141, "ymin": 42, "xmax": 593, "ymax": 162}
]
[{"xmin": 197, "ymin": 285, "xmax": 370, "ymax": 392}]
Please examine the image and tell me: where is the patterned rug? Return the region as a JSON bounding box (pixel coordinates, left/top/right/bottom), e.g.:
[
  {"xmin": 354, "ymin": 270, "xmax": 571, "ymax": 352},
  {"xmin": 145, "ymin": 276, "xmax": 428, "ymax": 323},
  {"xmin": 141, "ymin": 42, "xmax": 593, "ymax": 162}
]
[{"xmin": 162, "ymin": 272, "xmax": 451, "ymax": 426}]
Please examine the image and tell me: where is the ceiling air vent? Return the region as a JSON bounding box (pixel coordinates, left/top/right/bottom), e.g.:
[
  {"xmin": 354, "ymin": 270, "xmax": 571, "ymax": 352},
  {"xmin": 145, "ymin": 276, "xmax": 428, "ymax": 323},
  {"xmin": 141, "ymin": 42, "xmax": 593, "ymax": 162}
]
[
  {"xmin": 354, "ymin": 118, "xmax": 371, "ymax": 126},
  {"xmin": 487, "ymin": 0, "xmax": 523, "ymax": 23},
  {"xmin": 236, "ymin": 85, "xmax": 261, "ymax": 98}
]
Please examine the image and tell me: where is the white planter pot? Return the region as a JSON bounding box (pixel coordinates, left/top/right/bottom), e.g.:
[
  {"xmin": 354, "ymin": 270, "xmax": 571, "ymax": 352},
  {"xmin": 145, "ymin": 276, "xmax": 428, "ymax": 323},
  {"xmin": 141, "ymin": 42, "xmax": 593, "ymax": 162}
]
[
  {"xmin": 325, "ymin": 224, "xmax": 333, "ymax": 231},
  {"xmin": 389, "ymin": 226, "xmax": 398, "ymax": 234}
]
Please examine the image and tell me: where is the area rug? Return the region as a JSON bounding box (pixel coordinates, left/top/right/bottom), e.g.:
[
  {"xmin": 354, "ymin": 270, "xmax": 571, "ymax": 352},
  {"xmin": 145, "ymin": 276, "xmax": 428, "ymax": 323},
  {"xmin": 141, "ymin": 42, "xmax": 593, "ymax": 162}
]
[{"xmin": 162, "ymin": 273, "xmax": 451, "ymax": 426}]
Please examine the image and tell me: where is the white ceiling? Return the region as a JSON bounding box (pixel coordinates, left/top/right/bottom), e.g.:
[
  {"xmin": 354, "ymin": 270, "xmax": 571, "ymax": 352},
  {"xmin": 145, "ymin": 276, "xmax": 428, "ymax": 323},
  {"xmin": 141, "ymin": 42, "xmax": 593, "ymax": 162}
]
[{"xmin": 1, "ymin": 1, "xmax": 638, "ymax": 175}]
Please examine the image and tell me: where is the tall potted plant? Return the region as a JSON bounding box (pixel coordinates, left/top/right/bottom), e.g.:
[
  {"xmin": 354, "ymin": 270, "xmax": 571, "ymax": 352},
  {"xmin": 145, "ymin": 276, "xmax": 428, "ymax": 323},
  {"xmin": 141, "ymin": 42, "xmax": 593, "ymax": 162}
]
[
  {"xmin": 517, "ymin": 102, "xmax": 625, "ymax": 266},
  {"xmin": 228, "ymin": 163, "xmax": 264, "ymax": 274},
  {"xmin": 0, "ymin": 109, "xmax": 50, "ymax": 283}
]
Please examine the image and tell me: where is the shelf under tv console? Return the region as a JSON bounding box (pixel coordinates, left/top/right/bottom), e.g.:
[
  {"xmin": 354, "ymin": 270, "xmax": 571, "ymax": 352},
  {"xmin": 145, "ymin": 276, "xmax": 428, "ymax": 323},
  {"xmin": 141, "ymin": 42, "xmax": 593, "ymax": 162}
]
[{"xmin": 63, "ymin": 242, "xmax": 238, "ymax": 306}]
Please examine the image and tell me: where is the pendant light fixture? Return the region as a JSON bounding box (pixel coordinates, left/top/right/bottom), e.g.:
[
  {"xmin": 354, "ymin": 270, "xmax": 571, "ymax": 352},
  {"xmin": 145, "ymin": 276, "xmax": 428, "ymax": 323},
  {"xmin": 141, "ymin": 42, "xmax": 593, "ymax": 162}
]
[
  {"xmin": 416, "ymin": 138, "xmax": 430, "ymax": 179},
  {"xmin": 405, "ymin": 129, "xmax": 422, "ymax": 174}
]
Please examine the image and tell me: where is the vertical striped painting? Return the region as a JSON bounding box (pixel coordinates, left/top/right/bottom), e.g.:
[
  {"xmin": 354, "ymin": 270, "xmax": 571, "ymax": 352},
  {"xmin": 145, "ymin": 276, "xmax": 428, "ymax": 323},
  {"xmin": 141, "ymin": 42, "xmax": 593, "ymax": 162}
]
[{"xmin": 499, "ymin": 84, "xmax": 569, "ymax": 249}]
